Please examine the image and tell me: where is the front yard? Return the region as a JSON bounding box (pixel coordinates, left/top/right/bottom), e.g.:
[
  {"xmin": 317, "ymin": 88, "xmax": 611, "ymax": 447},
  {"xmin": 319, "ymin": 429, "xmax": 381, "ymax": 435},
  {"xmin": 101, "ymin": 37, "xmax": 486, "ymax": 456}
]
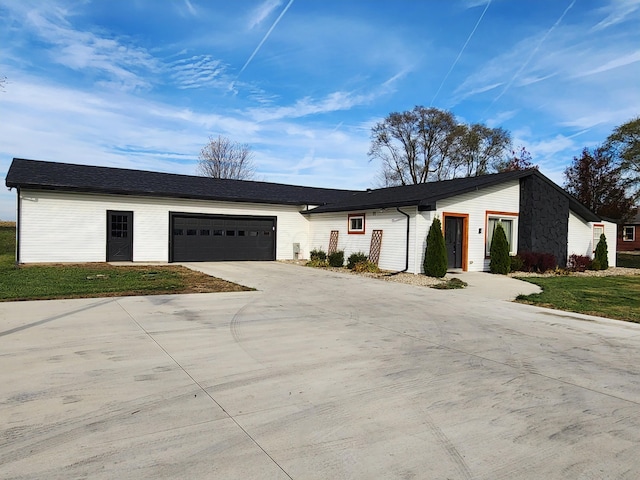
[
  {"xmin": 516, "ymin": 274, "xmax": 640, "ymax": 322},
  {"xmin": 0, "ymin": 224, "xmax": 252, "ymax": 301}
]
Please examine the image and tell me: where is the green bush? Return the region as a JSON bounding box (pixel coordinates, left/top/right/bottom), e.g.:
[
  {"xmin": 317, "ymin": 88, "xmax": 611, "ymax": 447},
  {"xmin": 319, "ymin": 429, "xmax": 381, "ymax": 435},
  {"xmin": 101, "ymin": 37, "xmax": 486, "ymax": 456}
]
[
  {"xmin": 509, "ymin": 254, "xmax": 525, "ymax": 272},
  {"xmin": 594, "ymin": 233, "xmax": 609, "ymax": 270},
  {"xmin": 328, "ymin": 250, "xmax": 344, "ymax": 267},
  {"xmin": 310, "ymin": 248, "xmax": 327, "ymax": 261},
  {"xmin": 424, "ymin": 218, "xmax": 447, "ymax": 278},
  {"xmin": 347, "ymin": 251, "xmax": 368, "ymax": 269},
  {"xmin": 352, "ymin": 261, "xmax": 380, "ymax": 273},
  {"xmin": 489, "ymin": 223, "xmax": 511, "ymax": 274},
  {"xmin": 590, "ymin": 258, "xmax": 602, "ymax": 271},
  {"xmin": 306, "ymin": 258, "xmax": 328, "ymax": 268}
]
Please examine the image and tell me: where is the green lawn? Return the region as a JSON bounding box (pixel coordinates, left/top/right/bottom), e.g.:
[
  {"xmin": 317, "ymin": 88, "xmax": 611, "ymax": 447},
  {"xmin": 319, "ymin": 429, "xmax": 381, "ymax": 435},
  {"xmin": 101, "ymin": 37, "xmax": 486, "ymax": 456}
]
[
  {"xmin": 516, "ymin": 275, "xmax": 640, "ymax": 322},
  {"xmin": 0, "ymin": 224, "xmax": 251, "ymax": 301},
  {"xmin": 618, "ymin": 253, "xmax": 640, "ymax": 269}
]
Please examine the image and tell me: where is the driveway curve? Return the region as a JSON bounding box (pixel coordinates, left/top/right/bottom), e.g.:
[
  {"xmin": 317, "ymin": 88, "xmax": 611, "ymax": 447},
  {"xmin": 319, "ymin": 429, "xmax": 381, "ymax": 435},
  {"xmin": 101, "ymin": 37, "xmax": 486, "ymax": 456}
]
[{"xmin": 1, "ymin": 261, "xmax": 639, "ymax": 479}]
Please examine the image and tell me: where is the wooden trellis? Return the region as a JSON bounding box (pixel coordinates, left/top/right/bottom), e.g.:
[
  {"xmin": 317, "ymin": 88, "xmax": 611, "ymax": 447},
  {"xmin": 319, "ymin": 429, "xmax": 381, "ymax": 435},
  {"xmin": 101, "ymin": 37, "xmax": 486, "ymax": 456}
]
[
  {"xmin": 328, "ymin": 230, "xmax": 339, "ymax": 254},
  {"xmin": 369, "ymin": 229, "xmax": 383, "ymax": 265}
]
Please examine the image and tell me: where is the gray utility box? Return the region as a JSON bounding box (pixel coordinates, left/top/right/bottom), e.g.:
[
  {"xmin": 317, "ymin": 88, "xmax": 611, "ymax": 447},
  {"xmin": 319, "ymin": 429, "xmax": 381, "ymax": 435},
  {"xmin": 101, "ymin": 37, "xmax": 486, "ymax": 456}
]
[{"xmin": 293, "ymin": 243, "xmax": 300, "ymax": 259}]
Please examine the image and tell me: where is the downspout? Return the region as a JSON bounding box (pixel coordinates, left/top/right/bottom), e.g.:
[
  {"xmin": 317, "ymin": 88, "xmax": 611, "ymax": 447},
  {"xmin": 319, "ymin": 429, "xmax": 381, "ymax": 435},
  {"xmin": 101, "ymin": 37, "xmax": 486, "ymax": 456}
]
[
  {"xmin": 15, "ymin": 187, "xmax": 21, "ymax": 265},
  {"xmin": 387, "ymin": 206, "xmax": 410, "ymax": 275}
]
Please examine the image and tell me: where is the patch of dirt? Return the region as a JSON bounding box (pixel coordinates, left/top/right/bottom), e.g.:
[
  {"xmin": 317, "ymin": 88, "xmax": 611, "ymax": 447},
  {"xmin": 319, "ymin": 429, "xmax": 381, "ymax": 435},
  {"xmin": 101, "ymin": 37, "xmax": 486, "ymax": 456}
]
[{"xmin": 0, "ymin": 221, "xmax": 16, "ymax": 228}]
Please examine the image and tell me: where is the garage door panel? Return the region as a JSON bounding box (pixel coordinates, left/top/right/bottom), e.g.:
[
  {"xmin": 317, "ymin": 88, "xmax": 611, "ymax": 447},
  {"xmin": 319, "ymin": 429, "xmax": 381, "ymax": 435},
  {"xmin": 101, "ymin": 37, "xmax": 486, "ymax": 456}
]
[{"xmin": 171, "ymin": 214, "xmax": 276, "ymax": 262}]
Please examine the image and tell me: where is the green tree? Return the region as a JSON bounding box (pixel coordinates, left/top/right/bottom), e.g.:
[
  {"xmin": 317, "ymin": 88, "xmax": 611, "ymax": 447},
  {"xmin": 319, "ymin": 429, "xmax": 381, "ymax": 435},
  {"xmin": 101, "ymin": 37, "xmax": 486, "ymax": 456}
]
[
  {"xmin": 489, "ymin": 223, "xmax": 511, "ymax": 274},
  {"xmin": 594, "ymin": 233, "xmax": 609, "ymax": 270},
  {"xmin": 563, "ymin": 147, "xmax": 635, "ymax": 221},
  {"xmin": 424, "ymin": 218, "xmax": 447, "ymax": 278},
  {"xmin": 604, "ymin": 116, "xmax": 640, "ymax": 199}
]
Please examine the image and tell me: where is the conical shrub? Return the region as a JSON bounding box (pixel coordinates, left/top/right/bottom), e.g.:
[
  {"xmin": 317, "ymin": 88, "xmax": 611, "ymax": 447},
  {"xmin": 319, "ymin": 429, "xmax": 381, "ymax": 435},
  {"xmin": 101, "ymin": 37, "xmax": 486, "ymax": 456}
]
[
  {"xmin": 594, "ymin": 233, "xmax": 608, "ymax": 270},
  {"xmin": 424, "ymin": 218, "xmax": 447, "ymax": 278},
  {"xmin": 489, "ymin": 222, "xmax": 511, "ymax": 274}
]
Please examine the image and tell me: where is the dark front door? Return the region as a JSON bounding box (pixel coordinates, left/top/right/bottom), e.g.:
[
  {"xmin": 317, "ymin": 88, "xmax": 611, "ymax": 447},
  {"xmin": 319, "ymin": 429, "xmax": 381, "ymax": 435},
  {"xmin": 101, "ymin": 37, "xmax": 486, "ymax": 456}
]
[
  {"xmin": 107, "ymin": 210, "xmax": 133, "ymax": 261},
  {"xmin": 445, "ymin": 216, "xmax": 463, "ymax": 269}
]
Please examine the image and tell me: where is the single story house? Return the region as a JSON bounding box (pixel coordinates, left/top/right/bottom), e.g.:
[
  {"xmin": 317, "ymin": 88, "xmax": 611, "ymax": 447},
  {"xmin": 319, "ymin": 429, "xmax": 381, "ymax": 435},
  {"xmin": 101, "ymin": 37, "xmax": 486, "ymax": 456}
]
[
  {"xmin": 618, "ymin": 212, "xmax": 640, "ymax": 252},
  {"xmin": 5, "ymin": 158, "xmax": 616, "ymax": 272}
]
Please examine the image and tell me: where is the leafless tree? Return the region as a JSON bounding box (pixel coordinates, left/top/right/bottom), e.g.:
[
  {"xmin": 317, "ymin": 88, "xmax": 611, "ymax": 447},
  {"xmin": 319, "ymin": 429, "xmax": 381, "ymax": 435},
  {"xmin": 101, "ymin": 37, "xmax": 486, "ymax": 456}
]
[
  {"xmin": 369, "ymin": 106, "xmax": 512, "ymax": 186},
  {"xmin": 196, "ymin": 135, "xmax": 256, "ymax": 180}
]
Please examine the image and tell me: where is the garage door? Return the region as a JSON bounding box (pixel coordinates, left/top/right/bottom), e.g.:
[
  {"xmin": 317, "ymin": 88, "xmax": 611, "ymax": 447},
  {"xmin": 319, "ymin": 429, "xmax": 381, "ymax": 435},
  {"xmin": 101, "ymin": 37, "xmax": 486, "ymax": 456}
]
[{"xmin": 170, "ymin": 214, "xmax": 276, "ymax": 262}]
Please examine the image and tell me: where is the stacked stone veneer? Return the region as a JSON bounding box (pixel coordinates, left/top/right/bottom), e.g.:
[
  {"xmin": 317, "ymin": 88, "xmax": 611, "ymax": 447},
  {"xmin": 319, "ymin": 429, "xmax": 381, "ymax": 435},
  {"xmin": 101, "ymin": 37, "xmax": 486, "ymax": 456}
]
[{"xmin": 518, "ymin": 176, "xmax": 569, "ymax": 267}]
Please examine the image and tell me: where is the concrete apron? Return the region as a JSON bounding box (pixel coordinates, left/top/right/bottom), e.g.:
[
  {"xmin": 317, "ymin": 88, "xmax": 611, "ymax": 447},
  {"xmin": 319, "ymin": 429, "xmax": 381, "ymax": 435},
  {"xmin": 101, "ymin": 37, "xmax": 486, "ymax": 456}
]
[{"xmin": 1, "ymin": 261, "xmax": 639, "ymax": 479}]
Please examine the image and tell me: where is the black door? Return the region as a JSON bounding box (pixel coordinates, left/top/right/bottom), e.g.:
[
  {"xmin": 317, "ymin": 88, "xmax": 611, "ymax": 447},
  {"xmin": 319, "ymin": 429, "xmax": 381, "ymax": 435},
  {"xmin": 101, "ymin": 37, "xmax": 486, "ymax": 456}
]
[
  {"xmin": 445, "ymin": 216, "xmax": 463, "ymax": 269},
  {"xmin": 107, "ymin": 210, "xmax": 133, "ymax": 261},
  {"xmin": 171, "ymin": 214, "xmax": 276, "ymax": 262}
]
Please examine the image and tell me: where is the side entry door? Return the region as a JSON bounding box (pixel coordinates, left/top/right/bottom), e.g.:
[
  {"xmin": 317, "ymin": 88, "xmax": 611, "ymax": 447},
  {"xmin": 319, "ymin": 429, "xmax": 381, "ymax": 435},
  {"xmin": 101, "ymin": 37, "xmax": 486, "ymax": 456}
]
[{"xmin": 107, "ymin": 210, "xmax": 133, "ymax": 261}]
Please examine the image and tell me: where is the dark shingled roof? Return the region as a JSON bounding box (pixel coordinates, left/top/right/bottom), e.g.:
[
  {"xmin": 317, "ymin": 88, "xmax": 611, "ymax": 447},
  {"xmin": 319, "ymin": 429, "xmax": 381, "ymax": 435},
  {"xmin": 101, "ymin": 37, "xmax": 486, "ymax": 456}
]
[
  {"xmin": 306, "ymin": 168, "xmax": 601, "ymax": 222},
  {"xmin": 5, "ymin": 158, "xmax": 600, "ymax": 222},
  {"xmin": 5, "ymin": 158, "xmax": 358, "ymax": 206}
]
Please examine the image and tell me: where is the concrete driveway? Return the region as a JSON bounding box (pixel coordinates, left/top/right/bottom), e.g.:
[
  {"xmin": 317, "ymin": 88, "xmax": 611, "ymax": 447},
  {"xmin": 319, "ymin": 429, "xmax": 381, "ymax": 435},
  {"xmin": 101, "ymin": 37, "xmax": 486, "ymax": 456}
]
[{"xmin": 1, "ymin": 262, "xmax": 640, "ymax": 479}]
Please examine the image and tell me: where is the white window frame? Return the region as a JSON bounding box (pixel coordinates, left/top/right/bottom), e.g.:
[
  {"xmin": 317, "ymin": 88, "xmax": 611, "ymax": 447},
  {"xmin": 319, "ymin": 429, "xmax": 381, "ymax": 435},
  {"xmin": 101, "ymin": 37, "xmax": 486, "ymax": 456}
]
[
  {"xmin": 348, "ymin": 213, "xmax": 365, "ymax": 234},
  {"xmin": 593, "ymin": 224, "xmax": 604, "ymax": 253},
  {"xmin": 623, "ymin": 225, "xmax": 635, "ymax": 242},
  {"xmin": 486, "ymin": 212, "xmax": 518, "ymax": 256}
]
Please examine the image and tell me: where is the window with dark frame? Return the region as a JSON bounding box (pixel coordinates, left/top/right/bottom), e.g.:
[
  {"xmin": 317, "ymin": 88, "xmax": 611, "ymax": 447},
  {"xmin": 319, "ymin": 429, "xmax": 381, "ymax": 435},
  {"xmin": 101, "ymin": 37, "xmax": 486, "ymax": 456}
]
[{"xmin": 348, "ymin": 214, "xmax": 365, "ymax": 234}]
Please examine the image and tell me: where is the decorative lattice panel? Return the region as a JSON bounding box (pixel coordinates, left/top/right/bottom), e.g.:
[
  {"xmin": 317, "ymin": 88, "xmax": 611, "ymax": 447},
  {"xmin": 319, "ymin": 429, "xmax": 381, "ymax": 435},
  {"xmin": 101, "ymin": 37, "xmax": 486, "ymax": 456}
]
[
  {"xmin": 328, "ymin": 230, "xmax": 339, "ymax": 254},
  {"xmin": 369, "ymin": 229, "xmax": 383, "ymax": 265}
]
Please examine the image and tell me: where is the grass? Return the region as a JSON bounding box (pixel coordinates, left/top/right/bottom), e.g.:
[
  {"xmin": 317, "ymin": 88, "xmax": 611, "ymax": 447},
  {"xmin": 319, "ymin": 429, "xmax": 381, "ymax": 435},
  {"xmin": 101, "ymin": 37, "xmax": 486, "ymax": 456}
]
[
  {"xmin": 516, "ymin": 275, "xmax": 640, "ymax": 322},
  {"xmin": 0, "ymin": 224, "xmax": 252, "ymax": 301},
  {"xmin": 618, "ymin": 253, "xmax": 640, "ymax": 269}
]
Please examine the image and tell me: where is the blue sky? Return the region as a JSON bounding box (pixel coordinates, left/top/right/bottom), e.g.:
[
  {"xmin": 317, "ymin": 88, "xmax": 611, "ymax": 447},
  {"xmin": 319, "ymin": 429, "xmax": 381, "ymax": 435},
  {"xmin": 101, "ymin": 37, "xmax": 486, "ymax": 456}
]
[{"xmin": 1, "ymin": 0, "xmax": 639, "ymax": 220}]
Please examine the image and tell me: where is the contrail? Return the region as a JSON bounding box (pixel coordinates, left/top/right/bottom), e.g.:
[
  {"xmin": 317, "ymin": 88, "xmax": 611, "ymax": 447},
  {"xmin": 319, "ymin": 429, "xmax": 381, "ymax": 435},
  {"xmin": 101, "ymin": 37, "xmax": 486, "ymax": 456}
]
[
  {"xmin": 238, "ymin": 0, "xmax": 295, "ymax": 77},
  {"xmin": 483, "ymin": 0, "xmax": 576, "ymax": 116},
  {"xmin": 430, "ymin": 0, "xmax": 492, "ymax": 107}
]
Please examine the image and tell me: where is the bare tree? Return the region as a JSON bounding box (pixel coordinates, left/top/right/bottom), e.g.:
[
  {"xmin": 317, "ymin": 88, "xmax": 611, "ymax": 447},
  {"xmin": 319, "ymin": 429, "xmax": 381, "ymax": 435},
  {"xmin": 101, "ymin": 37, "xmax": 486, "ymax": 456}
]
[
  {"xmin": 196, "ymin": 135, "xmax": 256, "ymax": 180},
  {"xmin": 369, "ymin": 106, "xmax": 511, "ymax": 186}
]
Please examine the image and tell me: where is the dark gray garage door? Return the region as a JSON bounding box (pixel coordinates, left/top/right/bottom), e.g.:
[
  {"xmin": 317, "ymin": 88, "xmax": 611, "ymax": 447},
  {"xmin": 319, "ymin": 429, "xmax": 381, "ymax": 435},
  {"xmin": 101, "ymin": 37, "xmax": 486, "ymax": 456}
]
[{"xmin": 170, "ymin": 214, "xmax": 276, "ymax": 262}]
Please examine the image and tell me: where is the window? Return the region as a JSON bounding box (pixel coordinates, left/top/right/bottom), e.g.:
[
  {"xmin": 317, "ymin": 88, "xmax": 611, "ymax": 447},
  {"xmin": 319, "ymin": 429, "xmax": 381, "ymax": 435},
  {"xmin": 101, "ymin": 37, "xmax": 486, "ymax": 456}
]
[
  {"xmin": 200, "ymin": 229, "xmax": 210, "ymax": 236},
  {"xmin": 593, "ymin": 224, "xmax": 604, "ymax": 252},
  {"xmin": 623, "ymin": 226, "xmax": 635, "ymax": 242},
  {"xmin": 486, "ymin": 213, "xmax": 517, "ymax": 256},
  {"xmin": 348, "ymin": 214, "xmax": 365, "ymax": 234},
  {"xmin": 187, "ymin": 229, "xmax": 197, "ymax": 236}
]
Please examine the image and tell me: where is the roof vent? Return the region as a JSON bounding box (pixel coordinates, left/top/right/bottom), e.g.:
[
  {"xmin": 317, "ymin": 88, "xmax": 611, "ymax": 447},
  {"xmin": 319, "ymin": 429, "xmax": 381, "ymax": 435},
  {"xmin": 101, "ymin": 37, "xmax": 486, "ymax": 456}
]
[{"xmin": 366, "ymin": 188, "xmax": 372, "ymax": 194}]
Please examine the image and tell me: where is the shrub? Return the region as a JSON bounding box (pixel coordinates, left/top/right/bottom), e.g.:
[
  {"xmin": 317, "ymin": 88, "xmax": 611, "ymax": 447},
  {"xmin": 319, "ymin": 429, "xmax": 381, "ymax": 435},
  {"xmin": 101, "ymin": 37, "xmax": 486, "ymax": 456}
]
[
  {"xmin": 310, "ymin": 248, "xmax": 327, "ymax": 261},
  {"xmin": 591, "ymin": 259, "xmax": 602, "ymax": 271},
  {"xmin": 567, "ymin": 254, "xmax": 592, "ymax": 272},
  {"xmin": 594, "ymin": 233, "xmax": 609, "ymax": 270},
  {"xmin": 424, "ymin": 218, "xmax": 447, "ymax": 278},
  {"xmin": 431, "ymin": 277, "xmax": 468, "ymax": 290},
  {"xmin": 347, "ymin": 251, "xmax": 369, "ymax": 269},
  {"xmin": 306, "ymin": 258, "xmax": 328, "ymax": 268},
  {"xmin": 352, "ymin": 261, "xmax": 380, "ymax": 273},
  {"xmin": 539, "ymin": 253, "xmax": 557, "ymax": 272},
  {"xmin": 489, "ymin": 223, "xmax": 511, "ymax": 274},
  {"xmin": 509, "ymin": 254, "xmax": 525, "ymax": 272},
  {"xmin": 328, "ymin": 250, "xmax": 344, "ymax": 267},
  {"xmin": 518, "ymin": 251, "xmax": 558, "ymax": 273}
]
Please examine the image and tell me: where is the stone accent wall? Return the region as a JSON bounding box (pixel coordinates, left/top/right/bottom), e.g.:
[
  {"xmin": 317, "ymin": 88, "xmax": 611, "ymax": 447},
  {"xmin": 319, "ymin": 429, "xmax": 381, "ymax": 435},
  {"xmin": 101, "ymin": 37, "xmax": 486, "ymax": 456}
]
[{"xmin": 519, "ymin": 176, "xmax": 569, "ymax": 267}]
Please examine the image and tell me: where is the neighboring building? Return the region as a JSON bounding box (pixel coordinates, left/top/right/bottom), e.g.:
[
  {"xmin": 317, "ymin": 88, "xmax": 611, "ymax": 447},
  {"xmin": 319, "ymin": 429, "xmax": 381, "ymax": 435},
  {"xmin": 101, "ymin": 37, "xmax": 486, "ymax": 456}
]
[
  {"xmin": 618, "ymin": 212, "xmax": 640, "ymax": 252},
  {"xmin": 5, "ymin": 158, "xmax": 617, "ymax": 272}
]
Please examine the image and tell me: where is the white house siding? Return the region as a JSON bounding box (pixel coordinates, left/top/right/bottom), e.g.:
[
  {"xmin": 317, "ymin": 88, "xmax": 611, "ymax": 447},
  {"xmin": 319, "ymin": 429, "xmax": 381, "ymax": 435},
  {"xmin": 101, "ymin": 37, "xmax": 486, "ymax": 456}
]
[
  {"xmin": 18, "ymin": 189, "xmax": 310, "ymax": 263},
  {"xmin": 434, "ymin": 181, "xmax": 521, "ymax": 272},
  {"xmin": 567, "ymin": 211, "xmax": 593, "ymax": 258},
  {"xmin": 307, "ymin": 208, "xmax": 417, "ymax": 272},
  {"xmin": 603, "ymin": 220, "xmax": 617, "ymax": 267}
]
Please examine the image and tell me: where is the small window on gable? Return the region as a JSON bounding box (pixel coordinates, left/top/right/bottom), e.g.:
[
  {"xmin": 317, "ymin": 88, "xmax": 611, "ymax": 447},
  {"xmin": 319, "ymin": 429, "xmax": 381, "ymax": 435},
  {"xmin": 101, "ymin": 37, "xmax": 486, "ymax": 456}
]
[
  {"xmin": 623, "ymin": 226, "xmax": 635, "ymax": 242},
  {"xmin": 348, "ymin": 214, "xmax": 365, "ymax": 234}
]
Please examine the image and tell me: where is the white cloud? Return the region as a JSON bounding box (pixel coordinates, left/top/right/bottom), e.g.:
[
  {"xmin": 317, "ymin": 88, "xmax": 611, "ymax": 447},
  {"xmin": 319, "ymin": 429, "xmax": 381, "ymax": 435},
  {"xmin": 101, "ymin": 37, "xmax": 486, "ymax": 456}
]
[
  {"xmin": 591, "ymin": 0, "xmax": 640, "ymax": 31},
  {"xmin": 247, "ymin": 0, "xmax": 282, "ymax": 30}
]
